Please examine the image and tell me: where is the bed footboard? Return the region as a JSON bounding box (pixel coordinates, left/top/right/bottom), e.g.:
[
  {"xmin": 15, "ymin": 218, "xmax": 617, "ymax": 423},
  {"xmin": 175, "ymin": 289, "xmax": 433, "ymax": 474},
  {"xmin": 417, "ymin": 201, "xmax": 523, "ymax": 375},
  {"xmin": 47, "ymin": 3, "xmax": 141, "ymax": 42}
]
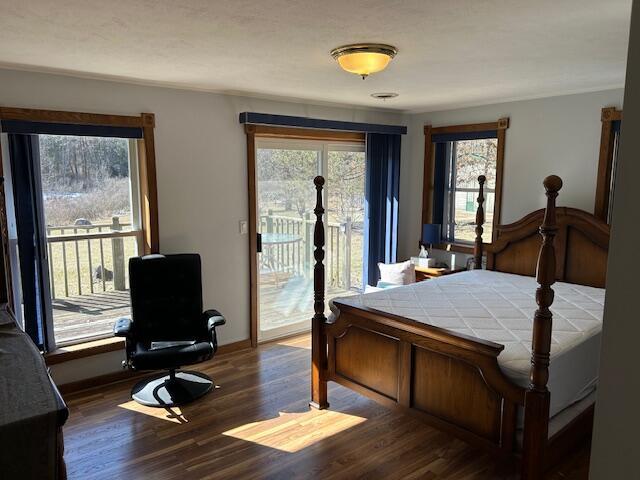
[{"xmin": 325, "ymin": 306, "xmax": 525, "ymax": 454}]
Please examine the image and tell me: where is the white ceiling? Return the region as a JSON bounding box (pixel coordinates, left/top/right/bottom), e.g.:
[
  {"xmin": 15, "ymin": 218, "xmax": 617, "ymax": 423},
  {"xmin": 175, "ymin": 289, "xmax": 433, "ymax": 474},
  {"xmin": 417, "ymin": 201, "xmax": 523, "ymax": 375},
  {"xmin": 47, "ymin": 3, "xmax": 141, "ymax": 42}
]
[{"xmin": 0, "ymin": 0, "xmax": 632, "ymax": 112}]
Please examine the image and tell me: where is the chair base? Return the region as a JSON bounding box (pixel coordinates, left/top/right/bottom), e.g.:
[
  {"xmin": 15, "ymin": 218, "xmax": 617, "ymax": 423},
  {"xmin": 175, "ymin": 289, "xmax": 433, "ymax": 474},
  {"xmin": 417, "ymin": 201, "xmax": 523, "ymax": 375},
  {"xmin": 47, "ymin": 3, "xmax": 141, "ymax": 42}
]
[{"xmin": 131, "ymin": 370, "xmax": 213, "ymax": 407}]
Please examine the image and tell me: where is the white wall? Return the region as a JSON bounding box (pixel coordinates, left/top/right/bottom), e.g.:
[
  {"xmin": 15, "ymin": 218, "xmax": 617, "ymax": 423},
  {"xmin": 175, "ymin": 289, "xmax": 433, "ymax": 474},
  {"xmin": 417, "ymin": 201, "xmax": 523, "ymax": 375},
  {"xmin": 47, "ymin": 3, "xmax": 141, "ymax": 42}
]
[
  {"xmin": 589, "ymin": 2, "xmax": 639, "ymax": 477},
  {"xmin": 0, "ymin": 68, "xmax": 403, "ymax": 384},
  {"xmin": 398, "ymin": 89, "xmax": 624, "ymax": 260}
]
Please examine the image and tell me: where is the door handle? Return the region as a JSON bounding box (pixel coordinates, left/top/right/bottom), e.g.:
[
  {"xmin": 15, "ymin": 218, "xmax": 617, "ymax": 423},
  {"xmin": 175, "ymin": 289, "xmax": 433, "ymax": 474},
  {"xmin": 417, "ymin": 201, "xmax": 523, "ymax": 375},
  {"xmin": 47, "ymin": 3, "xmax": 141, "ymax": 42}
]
[{"xmin": 257, "ymin": 233, "xmax": 262, "ymax": 253}]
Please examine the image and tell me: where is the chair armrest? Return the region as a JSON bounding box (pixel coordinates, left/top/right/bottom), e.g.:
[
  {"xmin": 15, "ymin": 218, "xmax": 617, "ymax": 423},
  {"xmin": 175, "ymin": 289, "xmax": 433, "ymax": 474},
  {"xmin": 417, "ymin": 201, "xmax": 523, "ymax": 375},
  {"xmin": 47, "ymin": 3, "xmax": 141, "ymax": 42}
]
[
  {"xmin": 113, "ymin": 318, "xmax": 133, "ymax": 338},
  {"xmin": 204, "ymin": 310, "xmax": 225, "ymax": 353},
  {"xmin": 204, "ymin": 309, "xmax": 226, "ymax": 330}
]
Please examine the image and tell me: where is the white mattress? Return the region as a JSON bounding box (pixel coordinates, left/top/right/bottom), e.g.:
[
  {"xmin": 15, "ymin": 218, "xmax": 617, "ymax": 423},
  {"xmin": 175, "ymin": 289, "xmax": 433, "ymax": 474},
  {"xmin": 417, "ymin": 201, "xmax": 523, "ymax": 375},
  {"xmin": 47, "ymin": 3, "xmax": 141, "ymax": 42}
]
[{"xmin": 330, "ymin": 269, "xmax": 604, "ymax": 418}]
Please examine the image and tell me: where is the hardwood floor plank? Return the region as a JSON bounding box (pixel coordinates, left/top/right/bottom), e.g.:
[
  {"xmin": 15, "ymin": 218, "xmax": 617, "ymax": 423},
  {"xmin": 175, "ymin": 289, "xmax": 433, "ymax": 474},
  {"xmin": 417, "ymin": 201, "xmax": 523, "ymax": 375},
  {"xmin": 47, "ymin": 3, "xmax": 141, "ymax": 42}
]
[{"xmin": 62, "ymin": 334, "xmax": 589, "ymax": 479}]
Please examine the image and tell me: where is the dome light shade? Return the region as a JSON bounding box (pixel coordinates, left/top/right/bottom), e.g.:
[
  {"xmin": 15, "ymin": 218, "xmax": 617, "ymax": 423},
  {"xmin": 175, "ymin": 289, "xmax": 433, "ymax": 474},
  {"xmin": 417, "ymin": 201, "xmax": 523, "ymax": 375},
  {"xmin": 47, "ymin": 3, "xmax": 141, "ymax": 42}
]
[{"xmin": 331, "ymin": 44, "xmax": 397, "ymax": 79}]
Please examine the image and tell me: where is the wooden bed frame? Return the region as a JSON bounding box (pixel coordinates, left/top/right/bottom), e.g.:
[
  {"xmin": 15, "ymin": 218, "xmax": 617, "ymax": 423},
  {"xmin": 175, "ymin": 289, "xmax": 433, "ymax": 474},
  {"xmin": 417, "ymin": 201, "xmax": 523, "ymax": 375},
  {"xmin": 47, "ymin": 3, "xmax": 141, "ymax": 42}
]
[{"xmin": 309, "ymin": 175, "xmax": 609, "ymax": 479}]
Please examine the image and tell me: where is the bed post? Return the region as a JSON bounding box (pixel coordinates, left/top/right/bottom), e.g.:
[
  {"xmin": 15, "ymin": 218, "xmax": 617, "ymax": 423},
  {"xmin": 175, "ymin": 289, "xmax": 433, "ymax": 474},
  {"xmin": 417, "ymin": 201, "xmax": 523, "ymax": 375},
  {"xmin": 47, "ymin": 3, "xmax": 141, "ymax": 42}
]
[
  {"xmin": 310, "ymin": 175, "xmax": 329, "ymax": 410},
  {"xmin": 474, "ymin": 175, "xmax": 486, "ymax": 269},
  {"xmin": 521, "ymin": 175, "xmax": 562, "ymax": 480}
]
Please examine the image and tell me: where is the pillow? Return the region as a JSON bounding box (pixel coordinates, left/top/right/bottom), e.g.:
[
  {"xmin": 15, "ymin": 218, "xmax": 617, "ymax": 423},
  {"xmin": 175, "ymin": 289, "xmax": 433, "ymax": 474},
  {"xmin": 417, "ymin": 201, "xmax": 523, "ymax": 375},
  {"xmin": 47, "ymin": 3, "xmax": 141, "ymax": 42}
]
[{"xmin": 378, "ymin": 261, "xmax": 415, "ymax": 285}]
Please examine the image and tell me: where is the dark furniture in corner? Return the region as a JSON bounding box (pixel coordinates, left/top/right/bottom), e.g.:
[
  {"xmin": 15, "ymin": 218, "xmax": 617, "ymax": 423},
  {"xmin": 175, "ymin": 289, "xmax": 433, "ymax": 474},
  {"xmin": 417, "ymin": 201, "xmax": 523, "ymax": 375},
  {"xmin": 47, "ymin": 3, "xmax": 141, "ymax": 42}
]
[
  {"xmin": 114, "ymin": 253, "xmax": 225, "ymax": 407},
  {"xmin": 0, "ymin": 307, "xmax": 68, "ymax": 479}
]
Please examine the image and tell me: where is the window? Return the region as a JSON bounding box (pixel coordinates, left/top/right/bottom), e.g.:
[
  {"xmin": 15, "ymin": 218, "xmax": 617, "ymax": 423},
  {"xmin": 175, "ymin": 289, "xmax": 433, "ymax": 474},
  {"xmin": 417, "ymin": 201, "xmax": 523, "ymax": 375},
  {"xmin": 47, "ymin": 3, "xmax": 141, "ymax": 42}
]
[
  {"xmin": 442, "ymin": 137, "xmax": 498, "ymax": 242},
  {"xmin": 594, "ymin": 107, "xmax": 622, "ymax": 223},
  {"xmin": 422, "ymin": 119, "xmax": 508, "ymax": 248},
  {"xmin": 0, "ymin": 108, "xmax": 158, "ymax": 352},
  {"xmin": 38, "ymin": 135, "xmax": 143, "ymax": 345}
]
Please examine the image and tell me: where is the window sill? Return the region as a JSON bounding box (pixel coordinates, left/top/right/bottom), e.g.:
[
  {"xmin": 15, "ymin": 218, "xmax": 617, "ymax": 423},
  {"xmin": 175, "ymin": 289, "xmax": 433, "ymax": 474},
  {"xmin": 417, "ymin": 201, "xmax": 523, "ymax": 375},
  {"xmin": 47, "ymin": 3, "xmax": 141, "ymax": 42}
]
[
  {"xmin": 44, "ymin": 336, "xmax": 124, "ymax": 366},
  {"xmin": 434, "ymin": 242, "xmax": 478, "ymax": 255}
]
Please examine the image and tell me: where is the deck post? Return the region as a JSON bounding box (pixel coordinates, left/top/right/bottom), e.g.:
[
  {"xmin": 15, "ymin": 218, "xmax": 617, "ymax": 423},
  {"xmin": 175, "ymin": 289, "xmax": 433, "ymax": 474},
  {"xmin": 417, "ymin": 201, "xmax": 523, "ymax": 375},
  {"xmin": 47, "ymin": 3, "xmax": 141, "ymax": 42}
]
[
  {"xmin": 474, "ymin": 175, "xmax": 486, "ymax": 269},
  {"xmin": 266, "ymin": 209, "xmax": 274, "ymax": 234},
  {"xmin": 111, "ymin": 216, "xmax": 126, "ymax": 291},
  {"xmin": 343, "ymin": 217, "xmax": 352, "ymax": 291},
  {"xmin": 522, "ymin": 175, "xmax": 562, "ymax": 480},
  {"xmin": 310, "ymin": 175, "xmax": 328, "ymax": 410}
]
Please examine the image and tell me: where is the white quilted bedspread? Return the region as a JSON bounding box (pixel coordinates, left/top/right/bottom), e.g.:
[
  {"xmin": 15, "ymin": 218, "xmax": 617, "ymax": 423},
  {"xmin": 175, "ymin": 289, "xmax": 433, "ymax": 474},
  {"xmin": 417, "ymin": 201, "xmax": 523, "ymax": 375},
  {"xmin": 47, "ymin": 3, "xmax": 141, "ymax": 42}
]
[{"xmin": 330, "ymin": 269, "xmax": 605, "ymax": 415}]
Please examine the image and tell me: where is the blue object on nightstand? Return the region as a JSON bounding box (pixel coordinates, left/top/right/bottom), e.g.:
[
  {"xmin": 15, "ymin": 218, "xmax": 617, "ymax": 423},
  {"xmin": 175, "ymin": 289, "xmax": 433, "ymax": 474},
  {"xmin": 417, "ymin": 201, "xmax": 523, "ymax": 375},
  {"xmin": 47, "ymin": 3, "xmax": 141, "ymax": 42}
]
[{"xmin": 422, "ymin": 224, "xmax": 441, "ymax": 247}]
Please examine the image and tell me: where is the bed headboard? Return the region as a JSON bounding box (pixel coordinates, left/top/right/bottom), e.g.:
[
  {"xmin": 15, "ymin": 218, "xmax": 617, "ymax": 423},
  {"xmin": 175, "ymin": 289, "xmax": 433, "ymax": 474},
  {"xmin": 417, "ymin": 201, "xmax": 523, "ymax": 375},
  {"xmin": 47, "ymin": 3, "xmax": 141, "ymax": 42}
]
[{"xmin": 474, "ymin": 178, "xmax": 610, "ymax": 288}]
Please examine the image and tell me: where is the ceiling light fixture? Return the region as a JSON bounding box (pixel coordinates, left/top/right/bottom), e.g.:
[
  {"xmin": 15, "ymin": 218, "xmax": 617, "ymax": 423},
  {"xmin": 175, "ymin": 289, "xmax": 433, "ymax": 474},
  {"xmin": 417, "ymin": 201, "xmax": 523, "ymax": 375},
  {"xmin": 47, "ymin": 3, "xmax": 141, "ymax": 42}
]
[{"xmin": 330, "ymin": 44, "xmax": 397, "ymax": 79}]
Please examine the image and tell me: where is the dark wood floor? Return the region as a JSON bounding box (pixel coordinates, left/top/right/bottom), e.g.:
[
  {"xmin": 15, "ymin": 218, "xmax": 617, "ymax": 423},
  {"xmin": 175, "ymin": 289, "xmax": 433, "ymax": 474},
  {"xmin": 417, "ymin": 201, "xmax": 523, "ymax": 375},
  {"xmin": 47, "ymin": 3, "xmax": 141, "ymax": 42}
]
[{"xmin": 62, "ymin": 335, "xmax": 590, "ymax": 480}]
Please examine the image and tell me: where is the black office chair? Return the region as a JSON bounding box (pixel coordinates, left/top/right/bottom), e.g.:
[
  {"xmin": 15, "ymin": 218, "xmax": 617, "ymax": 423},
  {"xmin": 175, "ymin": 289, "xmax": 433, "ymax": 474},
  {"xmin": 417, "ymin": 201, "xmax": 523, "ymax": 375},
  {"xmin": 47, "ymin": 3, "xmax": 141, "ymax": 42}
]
[{"xmin": 114, "ymin": 253, "xmax": 225, "ymax": 407}]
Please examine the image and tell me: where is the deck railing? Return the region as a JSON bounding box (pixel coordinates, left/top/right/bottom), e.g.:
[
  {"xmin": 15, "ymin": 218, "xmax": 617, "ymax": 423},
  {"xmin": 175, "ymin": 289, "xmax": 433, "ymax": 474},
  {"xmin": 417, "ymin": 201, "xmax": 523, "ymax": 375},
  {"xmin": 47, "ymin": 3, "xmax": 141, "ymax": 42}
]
[
  {"xmin": 47, "ymin": 212, "xmax": 359, "ymax": 299},
  {"xmin": 260, "ymin": 210, "xmax": 359, "ymax": 290},
  {"xmin": 46, "ymin": 216, "xmax": 142, "ymax": 299}
]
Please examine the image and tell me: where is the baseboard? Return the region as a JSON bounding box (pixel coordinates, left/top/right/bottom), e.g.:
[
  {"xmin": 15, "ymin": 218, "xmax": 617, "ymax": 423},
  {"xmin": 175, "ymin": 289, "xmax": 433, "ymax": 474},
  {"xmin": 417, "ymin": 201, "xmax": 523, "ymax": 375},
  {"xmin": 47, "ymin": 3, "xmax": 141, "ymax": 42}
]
[
  {"xmin": 58, "ymin": 338, "xmax": 254, "ymax": 396},
  {"xmin": 58, "ymin": 369, "xmax": 143, "ymax": 396},
  {"xmin": 257, "ymin": 328, "xmax": 311, "ymax": 345},
  {"xmin": 217, "ymin": 338, "xmax": 252, "ymax": 355}
]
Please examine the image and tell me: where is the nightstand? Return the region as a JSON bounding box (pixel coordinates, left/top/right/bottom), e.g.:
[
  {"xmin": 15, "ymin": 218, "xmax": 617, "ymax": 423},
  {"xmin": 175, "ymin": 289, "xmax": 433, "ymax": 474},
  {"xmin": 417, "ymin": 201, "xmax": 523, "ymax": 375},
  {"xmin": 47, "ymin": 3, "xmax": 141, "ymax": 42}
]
[{"xmin": 414, "ymin": 265, "xmax": 466, "ymax": 282}]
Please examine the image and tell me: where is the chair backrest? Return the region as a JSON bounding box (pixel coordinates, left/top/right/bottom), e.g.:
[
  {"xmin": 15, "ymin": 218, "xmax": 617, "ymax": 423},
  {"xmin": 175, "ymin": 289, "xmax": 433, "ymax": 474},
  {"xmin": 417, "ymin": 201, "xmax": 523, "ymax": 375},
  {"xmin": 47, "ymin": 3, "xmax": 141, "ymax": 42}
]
[{"xmin": 129, "ymin": 253, "xmax": 206, "ymax": 343}]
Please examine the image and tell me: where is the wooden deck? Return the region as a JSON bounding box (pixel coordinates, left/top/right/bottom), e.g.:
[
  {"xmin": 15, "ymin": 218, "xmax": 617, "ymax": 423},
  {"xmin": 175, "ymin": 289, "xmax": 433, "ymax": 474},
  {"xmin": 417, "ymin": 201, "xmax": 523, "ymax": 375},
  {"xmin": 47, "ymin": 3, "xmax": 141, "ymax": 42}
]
[
  {"xmin": 52, "ymin": 277, "xmax": 356, "ymax": 344},
  {"xmin": 259, "ymin": 272, "xmax": 355, "ymax": 332},
  {"xmin": 52, "ymin": 290, "xmax": 131, "ymax": 345}
]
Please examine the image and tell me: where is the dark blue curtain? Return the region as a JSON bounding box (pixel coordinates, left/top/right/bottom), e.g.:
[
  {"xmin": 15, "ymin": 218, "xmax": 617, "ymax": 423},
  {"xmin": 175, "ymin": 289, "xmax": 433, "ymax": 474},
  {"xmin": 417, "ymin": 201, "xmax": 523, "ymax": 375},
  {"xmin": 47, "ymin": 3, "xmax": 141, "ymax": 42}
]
[
  {"xmin": 8, "ymin": 134, "xmax": 53, "ymax": 351},
  {"xmin": 432, "ymin": 142, "xmax": 448, "ymax": 228},
  {"xmin": 613, "ymin": 119, "xmax": 622, "ymax": 133},
  {"xmin": 238, "ymin": 112, "xmax": 407, "ymax": 135},
  {"xmin": 1, "ymin": 120, "xmax": 143, "ymax": 138},
  {"xmin": 363, "ymin": 133, "xmax": 401, "ymax": 286}
]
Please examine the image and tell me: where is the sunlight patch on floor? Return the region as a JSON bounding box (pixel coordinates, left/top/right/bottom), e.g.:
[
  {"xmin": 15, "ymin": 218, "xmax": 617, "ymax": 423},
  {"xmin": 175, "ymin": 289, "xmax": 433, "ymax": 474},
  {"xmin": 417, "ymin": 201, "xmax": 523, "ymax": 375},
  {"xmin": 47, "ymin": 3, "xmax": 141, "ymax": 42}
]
[
  {"xmin": 118, "ymin": 400, "xmax": 189, "ymax": 424},
  {"xmin": 273, "ymin": 336, "xmax": 311, "ymax": 350},
  {"xmin": 222, "ymin": 409, "xmax": 366, "ymax": 453}
]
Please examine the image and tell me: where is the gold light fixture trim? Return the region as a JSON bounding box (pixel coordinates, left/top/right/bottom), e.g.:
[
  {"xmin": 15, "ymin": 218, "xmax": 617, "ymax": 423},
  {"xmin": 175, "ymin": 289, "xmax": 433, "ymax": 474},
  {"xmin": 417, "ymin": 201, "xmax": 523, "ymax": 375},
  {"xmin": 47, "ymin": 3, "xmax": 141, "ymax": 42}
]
[{"xmin": 330, "ymin": 44, "xmax": 398, "ymax": 79}]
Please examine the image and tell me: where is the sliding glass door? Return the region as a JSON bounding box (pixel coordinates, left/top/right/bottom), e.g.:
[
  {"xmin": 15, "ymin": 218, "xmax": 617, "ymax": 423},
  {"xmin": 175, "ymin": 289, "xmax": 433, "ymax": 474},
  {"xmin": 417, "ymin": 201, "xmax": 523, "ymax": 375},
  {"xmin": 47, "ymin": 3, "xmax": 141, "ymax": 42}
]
[{"xmin": 255, "ymin": 139, "xmax": 365, "ymax": 341}]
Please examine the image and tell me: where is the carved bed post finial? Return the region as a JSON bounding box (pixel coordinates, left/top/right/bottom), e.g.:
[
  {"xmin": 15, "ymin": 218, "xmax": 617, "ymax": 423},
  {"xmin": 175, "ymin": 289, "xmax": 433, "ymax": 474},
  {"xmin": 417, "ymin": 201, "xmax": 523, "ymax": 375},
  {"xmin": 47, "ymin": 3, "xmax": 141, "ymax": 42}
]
[
  {"xmin": 521, "ymin": 174, "xmax": 562, "ymax": 480},
  {"xmin": 310, "ymin": 175, "xmax": 328, "ymax": 410},
  {"xmin": 531, "ymin": 175, "xmax": 562, "ymax": 392},
  {"xmin": 474, "ymin": 175, "xmax": 486, "ymax": 270}
]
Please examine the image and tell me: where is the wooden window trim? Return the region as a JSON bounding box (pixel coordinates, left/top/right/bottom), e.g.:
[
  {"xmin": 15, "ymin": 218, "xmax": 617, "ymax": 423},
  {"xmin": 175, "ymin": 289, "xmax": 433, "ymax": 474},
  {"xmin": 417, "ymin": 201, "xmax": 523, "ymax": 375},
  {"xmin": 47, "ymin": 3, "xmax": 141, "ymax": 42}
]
[
  {"xmin": 249, "ymin": 124, "xmax": 365, "ymax": 143},
  {"xmin": 0, "ymin": 107, "xmax": 147, "ymax": 128},
  {"xmin": 0, "ymin": 107, "xmax": 159, "ymax": 343},
  {"xmin": 137, "ymin": 113, "xmax": 160, "ymax": 254},
  {"xmin": 433, "ymin": 242, "xmax": 475, "ymax": 255},
  {"xmin": 422, "ymin": 118, "xmax": 509, "ymax": 248},
  {"xmin": 594, "ymin": 107, "xmax": 623, "ymax": 222},
  {"xmin": 44, "ymin": 336, "xmax": 125, "ymax": 365},
  {"xmin": 45, "ymin": 336, "xmax": 252, "ymax": 369},
  {"xmin": 244, "ymin": 124, "xmax": 364, "ymax": 348}
]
